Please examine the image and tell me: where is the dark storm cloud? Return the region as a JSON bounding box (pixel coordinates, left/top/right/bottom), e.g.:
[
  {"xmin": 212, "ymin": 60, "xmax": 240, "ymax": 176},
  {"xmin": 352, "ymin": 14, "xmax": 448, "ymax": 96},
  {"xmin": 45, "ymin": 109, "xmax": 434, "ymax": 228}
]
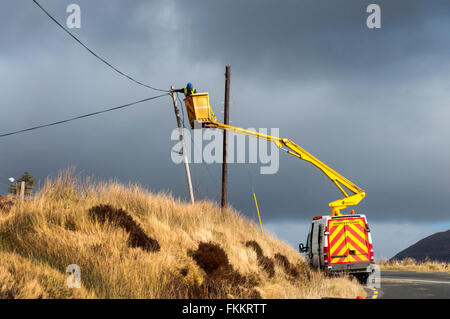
[
  {"xmin": 1, "ymin": 0, "xmax": 449, "ymax": 227},
  {"xmin": 176, "ymin": 0, "xmax": 450, "ymax": 82}
]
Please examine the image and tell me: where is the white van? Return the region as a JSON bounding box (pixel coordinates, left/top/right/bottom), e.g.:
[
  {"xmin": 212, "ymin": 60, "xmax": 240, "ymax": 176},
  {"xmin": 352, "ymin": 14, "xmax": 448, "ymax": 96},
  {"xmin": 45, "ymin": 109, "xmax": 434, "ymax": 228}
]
[{"xmin": 299, "ymin": 213, "xmax": 375, "ymax": 283}]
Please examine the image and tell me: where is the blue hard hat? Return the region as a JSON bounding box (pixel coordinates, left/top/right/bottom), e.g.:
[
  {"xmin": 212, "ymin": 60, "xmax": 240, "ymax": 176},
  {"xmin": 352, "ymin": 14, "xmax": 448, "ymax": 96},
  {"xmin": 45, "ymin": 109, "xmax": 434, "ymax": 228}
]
[{"xmin": 186, "ymin": 82, "xmax": 193, "ymax": 89}]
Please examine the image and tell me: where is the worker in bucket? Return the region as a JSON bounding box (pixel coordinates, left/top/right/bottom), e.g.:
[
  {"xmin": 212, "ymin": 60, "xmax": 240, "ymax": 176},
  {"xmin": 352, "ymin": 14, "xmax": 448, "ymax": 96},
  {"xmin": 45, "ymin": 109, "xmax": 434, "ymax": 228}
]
[{"xmin": 174, "ymin": 82, "xmax": 197, "ymax": 97}]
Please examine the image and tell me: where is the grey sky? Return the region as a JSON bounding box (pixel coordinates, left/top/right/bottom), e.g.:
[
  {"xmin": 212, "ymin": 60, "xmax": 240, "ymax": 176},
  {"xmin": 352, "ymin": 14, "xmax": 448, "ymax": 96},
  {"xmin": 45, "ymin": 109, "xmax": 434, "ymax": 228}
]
[{"xmin": 1, "ymin": 1, "xmax": 449, "ymax": 256}]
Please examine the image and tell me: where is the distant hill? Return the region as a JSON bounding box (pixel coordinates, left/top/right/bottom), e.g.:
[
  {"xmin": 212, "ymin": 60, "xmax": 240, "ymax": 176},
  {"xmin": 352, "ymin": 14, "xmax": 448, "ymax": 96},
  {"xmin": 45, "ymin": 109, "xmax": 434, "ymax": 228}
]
[{"xmin": 391, "ymin": 230, "xmax": 450, "ymax": 262}]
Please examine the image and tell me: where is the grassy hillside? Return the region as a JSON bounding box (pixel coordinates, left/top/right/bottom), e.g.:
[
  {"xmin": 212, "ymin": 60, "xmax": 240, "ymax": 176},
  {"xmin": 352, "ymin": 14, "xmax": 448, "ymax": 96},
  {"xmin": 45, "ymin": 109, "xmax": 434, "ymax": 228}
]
[
  {"xmin": 0, "ymin": 169, "xmax": 365, "ymax": 299},
  {"xmin": 378, "ymin": 258, "xmax": 450, "ymax": 273}
]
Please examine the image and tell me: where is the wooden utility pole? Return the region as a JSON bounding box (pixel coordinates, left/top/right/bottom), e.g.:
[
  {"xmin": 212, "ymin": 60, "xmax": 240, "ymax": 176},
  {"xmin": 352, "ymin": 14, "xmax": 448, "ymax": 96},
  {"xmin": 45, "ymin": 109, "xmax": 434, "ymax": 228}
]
[
  {"xmin": 170, "ymin": 86, "xmax": 195, "ymax": 204},
  {"xmin": 221, "ymin": 66, "xmax": 231, "ymax": 210},
  {"xmin": 20, "ymin": 181, "xmax": 25, "ymax": 202}
]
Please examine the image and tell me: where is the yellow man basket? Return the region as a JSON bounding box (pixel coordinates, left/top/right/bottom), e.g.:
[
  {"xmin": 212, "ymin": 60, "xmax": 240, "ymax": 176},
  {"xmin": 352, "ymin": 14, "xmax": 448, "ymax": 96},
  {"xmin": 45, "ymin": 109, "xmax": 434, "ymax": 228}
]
[{"xmin": 184, "ymin": 93, "xmax": 217, "ymax": 128}]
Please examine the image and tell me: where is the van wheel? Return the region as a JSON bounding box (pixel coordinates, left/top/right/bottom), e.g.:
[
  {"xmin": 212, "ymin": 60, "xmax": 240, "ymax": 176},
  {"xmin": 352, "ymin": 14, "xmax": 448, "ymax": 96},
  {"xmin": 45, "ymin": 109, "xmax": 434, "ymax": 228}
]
[{"xmin": 353, "ymin": 273, "xmax": 369, "ymax": 285}]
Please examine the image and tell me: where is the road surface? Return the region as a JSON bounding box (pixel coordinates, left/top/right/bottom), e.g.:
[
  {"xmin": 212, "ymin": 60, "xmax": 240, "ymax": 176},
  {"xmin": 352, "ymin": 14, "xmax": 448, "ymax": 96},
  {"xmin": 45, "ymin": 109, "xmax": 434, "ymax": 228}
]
[{"xmin": 373, "ymin": 270, "xmax": 450, "ymax": 299}]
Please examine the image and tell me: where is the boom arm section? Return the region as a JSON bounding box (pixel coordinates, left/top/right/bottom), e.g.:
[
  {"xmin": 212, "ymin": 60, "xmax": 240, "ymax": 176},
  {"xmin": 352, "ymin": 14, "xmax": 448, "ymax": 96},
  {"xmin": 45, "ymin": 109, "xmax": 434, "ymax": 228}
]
[{"xmin": 205, "ymin": 121, "xmax": 366, "ymax": 216}]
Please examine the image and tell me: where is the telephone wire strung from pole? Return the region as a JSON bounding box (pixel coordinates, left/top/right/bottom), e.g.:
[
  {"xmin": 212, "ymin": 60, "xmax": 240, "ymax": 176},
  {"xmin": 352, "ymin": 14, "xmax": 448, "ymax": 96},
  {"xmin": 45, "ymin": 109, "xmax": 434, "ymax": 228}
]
[
  {"xmin": 32, "ymin": 0, "xmax": 168, "ymax": 93},
  {"xmin": 0, "ymin": 93, "xmax": 169, "ymax": 138}
]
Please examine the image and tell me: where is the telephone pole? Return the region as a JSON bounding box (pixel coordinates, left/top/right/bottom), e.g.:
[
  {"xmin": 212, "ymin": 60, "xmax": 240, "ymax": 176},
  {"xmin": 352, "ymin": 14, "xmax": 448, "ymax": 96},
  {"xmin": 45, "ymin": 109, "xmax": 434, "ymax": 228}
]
[
  {"xmin": 170, "ymin": 86, "xmax": 195, "ymax": 204},
  {"xmin": 20, "ymin": 181, "xmax": 25, "ymax": 202},
  {"xmin": 221, "ymin": 66, "xmax": 231, "ymax": 210}
]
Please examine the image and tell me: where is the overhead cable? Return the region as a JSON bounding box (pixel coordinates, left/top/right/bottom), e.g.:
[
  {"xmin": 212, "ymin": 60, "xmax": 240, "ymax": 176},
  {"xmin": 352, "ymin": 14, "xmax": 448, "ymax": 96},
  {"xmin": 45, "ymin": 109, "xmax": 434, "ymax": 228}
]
[
  {"xmin": 32, "ymin": 0, "xmax": 168, "ymax": 92},
  {"xmin": 0, "ymin": 93, "xmax": 168, "ymax": 138}
]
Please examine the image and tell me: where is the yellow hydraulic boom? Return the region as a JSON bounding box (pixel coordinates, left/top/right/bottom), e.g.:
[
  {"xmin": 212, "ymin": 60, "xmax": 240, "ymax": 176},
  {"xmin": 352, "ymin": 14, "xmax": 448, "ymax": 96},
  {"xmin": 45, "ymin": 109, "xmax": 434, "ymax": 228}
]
[{"xmin": 182, "ymin": 92, "xmax": 366, "ymax": 216}]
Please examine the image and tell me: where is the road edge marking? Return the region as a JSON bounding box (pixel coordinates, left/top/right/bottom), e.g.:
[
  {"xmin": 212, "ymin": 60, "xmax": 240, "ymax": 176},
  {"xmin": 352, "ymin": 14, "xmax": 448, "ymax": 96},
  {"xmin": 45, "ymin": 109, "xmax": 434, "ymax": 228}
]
[
  {"xmin": 371, "ymin": 287, "xmax": 379, "ymax": 299},
  {"xmin": 382, "ymin": 278, "xmax": 450, "ymax": 285},
  {"xmin": 364, "ymin": 287, "xmax": 379, "ymax": 299}
]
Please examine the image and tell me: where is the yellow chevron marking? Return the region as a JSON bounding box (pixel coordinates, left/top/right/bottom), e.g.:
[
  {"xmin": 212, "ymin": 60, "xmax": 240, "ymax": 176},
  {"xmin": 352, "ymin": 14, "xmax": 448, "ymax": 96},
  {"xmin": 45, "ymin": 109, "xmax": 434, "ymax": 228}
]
[
  {"xmin": 346, "ymin": 231, "xmax": 369, "ymax": 254},
  {"xmin": 329, "ymin": 224, "xmax": 344, "ymax": 243},
  {"xmin": 346, "ymin": 242, "xmax": 368, "ymax": 261},
  {"xmin": 346, "ymin": 223, "xmax": 368, "ymax": 245},
  {"xmin": 346, "ymin": 235, "xmax": 368, "ymax": 254},
  {"xmin": 371, "ymin": 289, "xmax": 379, "ymax": 299},
  {"xmin": 336, "ymin": 245, "xmax": 349, "ymax": 263},
  {"xmin": 329, "ymin": 234, "xmax": 346, "ymax": 256},
  {"xmin": 351, "ymin": 223, "xmax": 367, "ymax": 240},
  {"xmin": 330, "ymin": 245, "xmax": 349, "ymax": 264}
]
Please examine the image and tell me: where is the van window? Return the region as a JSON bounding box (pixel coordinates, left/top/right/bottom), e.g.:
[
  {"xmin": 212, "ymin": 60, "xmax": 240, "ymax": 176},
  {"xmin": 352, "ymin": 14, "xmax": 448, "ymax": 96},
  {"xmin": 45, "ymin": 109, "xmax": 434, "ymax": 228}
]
[
  {"xmin": 318, "ymin": 225, "xmax": 323, "ymax": 267},
  {"xmin": 306, "ymin": 233, "xmax": 310, "ymax": 249},
  {"xmin": 309, "ymin": 224, "xmax": 314, "ymax": 249},
  {"xmin": 318, "ymin": 225, "xmax": 323, "ymax": 247}
]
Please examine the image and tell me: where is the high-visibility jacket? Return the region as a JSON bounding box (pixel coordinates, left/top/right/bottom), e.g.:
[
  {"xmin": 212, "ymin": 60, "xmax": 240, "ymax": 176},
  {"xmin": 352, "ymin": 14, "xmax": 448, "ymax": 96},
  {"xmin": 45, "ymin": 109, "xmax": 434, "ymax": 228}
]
[{"xmin": 183, "ymin": 87, "xmax": 196, "ymax": 97}]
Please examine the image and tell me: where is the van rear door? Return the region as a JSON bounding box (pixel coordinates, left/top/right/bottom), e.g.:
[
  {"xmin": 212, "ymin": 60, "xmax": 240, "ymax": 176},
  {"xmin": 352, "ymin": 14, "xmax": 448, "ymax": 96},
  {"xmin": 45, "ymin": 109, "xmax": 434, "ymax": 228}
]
[
  {"xmin": 328, "ymin": 217, "xmax": 370, "ymax": 265},
  {"xmin": 343, "ymin": 218, "xmax": 370, "ymax": 263},
  {"xmin": 328, "ymin": 219, "xmax": 349, "ymax": 265}
]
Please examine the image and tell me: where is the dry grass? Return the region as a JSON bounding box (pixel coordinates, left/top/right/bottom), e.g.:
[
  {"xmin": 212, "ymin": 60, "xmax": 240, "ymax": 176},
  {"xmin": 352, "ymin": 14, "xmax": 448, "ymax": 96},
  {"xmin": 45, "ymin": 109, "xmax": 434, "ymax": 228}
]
[
  {"xmin": 0, "ymin": 168, "xmax": 365, "ymax": 299},
  {"xmin": 0, "ymin": 195, "xmax": 15, "ymax": 212},
  {"xmin": 377, "ymin": 258, "xmax": 450, "ymax": 273}
]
